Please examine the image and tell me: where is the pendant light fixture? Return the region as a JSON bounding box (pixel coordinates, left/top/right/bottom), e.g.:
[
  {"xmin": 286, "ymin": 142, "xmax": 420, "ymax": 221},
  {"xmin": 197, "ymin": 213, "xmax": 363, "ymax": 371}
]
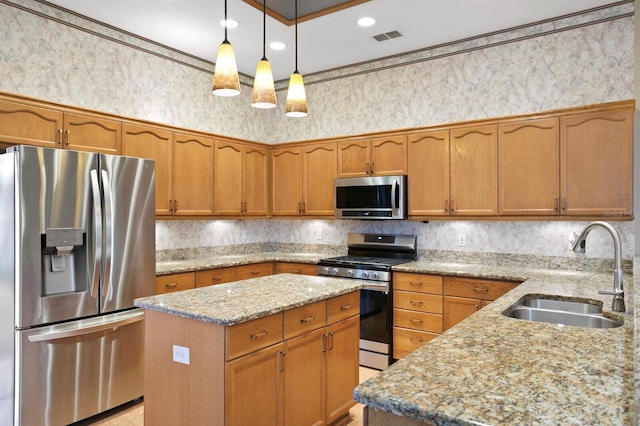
[
  {"xmin": 251, "ymin": 0, "xmax": 277, "ymax": 108},
  {"xmin": 212, "ymin": 0, "xmax": 240, "ymax": 97},
  {"xmin": 285, "ymin": 0, "xmax": 308, "ymax": 117}
]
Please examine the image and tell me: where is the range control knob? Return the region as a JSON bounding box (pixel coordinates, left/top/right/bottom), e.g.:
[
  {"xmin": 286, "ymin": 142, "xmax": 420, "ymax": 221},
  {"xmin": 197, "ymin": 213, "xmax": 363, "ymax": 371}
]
[
  {"xmin": 331, "ymin": 268, "xmax": 339, "ymax": 275},
  {"xmin": 371, "ymin": 272, "xmax": 379, "ymax": 280},
  {"xmin": 347, "ymin": 270, "xmax": 354, "ymax": 277},
  {"xmin": 361, "ymin": 271, "xmax": 369, "ymax": 279},
  {"xmin": 322, "ymin": 267, "xmax": 330, "ymax": 274}
]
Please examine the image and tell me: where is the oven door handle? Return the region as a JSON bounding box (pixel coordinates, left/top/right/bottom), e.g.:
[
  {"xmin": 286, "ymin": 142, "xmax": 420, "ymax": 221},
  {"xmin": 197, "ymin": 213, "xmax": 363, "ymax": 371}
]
[{"xmin": 362, "ymin": 281, "xmax": 389, "ymax": 292}]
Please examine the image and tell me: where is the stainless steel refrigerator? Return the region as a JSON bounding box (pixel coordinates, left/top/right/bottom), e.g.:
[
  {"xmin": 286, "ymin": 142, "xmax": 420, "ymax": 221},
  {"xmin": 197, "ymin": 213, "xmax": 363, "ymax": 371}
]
[{"xmin": 0, "ymin": 145, "xmax": 156, "ymax": 425}]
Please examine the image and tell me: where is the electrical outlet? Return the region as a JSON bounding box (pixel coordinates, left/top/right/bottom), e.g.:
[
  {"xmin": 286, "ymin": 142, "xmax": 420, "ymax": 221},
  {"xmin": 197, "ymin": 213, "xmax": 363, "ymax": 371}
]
[
  {"xmin": 241, "ymin": 227, "xmax": 248, "ymax": 240},
  {"xmin": 316, "ymin": 229, "xmax": 323, "ymax": 240},
  {"xmin": 457, "ymin": 233, "xmax": 466, "ymax": 247},
  {"xmin": 569, "ymin": 232, "xmax": 578, "ymax": 245},
  {"xmin": 173, "ymin": 345, "xmax": 190, "ymax": 365}
]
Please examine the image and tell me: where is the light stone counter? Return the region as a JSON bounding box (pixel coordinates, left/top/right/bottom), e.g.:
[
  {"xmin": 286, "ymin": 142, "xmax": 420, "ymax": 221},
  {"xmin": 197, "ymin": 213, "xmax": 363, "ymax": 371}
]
[
  {"xmin": 355, "ymin": 260, "xmax": 635, "ymax": 425},
  {"xmin": 135, "ymin": 273, "xmax": 364, "ymax": 326}
]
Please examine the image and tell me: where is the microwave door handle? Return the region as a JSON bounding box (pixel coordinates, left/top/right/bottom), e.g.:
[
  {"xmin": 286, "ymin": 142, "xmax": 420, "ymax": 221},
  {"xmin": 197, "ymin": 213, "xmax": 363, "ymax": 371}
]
[
  {"xmin": 391, "ymin": 179, "xmax": 398, "ymax": 216},
  {"xmin": 101, "ymin": 170, "xmax": 113, "ymax": 298},
  {"xmin": 89, "ymin": 169, "xmax": 102, "ymax": 298}
]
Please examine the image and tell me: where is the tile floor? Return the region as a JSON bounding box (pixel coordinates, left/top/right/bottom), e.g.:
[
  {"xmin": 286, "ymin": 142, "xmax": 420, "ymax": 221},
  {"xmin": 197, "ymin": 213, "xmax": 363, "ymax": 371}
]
[{"xmin": 76, "ymin": 367, "xmax": 379, "ymax": 425}]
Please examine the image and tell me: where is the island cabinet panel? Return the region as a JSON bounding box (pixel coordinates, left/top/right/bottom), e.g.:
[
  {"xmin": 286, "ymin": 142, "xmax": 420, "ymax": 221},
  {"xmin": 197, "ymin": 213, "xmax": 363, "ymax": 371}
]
[
  {"xmin": 274, "ymin": 261, "xmax": 318, "ymax": 276},
  {"xmin": 171, "ymin": 132, "xmax": 215, "ymax": 216},
  {"xmin": 327, "ymin": 291, "xmax": 360, "ymax": 324},
  {"xmin": 226, "ymin": 313, "xmax": 284, "ymax": 360},
  {"xmin": 407, "ymin": 130, "xmax": 450, "ymax": 216},
  {"xmin": 144, "ymin": 310, "xmax": 226, "ymax": 426},
  {"xmin": 284, "ymin": 300, "xmax": 327, "ymax": 340},
  {"xmin": 236, "ymin": 262, "xmax": 273, "ymax": 280},
  {"xmin": 121, "ymin": 123, "xmax": 173, "ymax": 215},
  {"xmin": 195, "ymin": 266, "xmax": 237, "ymax": 287},
  {"xmin": 450, "ymin": 125, "xmax": 498, "ymax": 216},
  {"xmin": 560, "ymin": 107, "xmax": 633, "ymax": 216},
  {"xmin": 498, "ymin": 118, "xmax": 560, "ymax": 215},
  {"xmin": 155, "ymin": 272, "xmax": 195, "ymax": 294}
]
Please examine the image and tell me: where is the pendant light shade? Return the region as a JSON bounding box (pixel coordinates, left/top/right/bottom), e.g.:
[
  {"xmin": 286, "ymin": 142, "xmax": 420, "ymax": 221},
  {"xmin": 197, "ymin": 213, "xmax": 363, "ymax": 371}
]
[
  {"xmin": 212, "ymin": 0, "xmax": 240, "ymax": 97},
  {"xmin": 251, "ymin": 0, "xmax": 276, "ymax": 109},
  {"xmin": 285, "ymin": 0, "xmax": 308, "ymax": 117}
]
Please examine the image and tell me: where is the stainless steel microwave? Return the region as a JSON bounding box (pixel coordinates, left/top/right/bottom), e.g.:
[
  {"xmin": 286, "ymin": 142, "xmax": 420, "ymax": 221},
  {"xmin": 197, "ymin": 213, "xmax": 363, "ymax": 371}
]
[{"xmin": 334, "ymin": 175, "xmax": 407, "ymax": 220}]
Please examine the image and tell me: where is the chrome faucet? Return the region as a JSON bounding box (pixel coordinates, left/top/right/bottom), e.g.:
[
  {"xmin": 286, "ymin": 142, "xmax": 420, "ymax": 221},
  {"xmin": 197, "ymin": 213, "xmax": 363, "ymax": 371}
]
[{"xmin": 572, "ymin": 221, "xmax": 625, "ymax": 312}]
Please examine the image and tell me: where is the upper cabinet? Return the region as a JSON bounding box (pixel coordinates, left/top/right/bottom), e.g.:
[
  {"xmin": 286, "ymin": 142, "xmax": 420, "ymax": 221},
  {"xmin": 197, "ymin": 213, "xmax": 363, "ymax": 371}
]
[
  {"xmin": 338, "ymin": 135, "xmax": 407, "ymax": 177},
  {"xmin": 171, "ymin": 132, "xmax": 215, "ymax": 216},
  {"xmin": 0, "ymin": 100, "xmax": 121, "ymax": 154},
  {"xmin": 498, "ymin": 118, "xmax": 560, "ymax": 216},
  {"xmin": 214, "ymin": 141, "xmax": 268, "ymax": 216},
  {"xmin": 560, "ymin": 108, "xmax": 633, "ymax": 216},
  {"xmin": 272, "ymin": 143, "xmax": 337, "ymax": 216},
  {"xmin": 408, "ymin": 130, "xmax": 450, "ymax": 216}
]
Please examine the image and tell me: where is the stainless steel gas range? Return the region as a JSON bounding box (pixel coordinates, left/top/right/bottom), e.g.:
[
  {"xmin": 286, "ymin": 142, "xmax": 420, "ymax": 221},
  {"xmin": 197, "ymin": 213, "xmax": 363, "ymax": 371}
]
[{"xmin": 318, "ymin": 233, "xmax": 417, "ymax": 370}]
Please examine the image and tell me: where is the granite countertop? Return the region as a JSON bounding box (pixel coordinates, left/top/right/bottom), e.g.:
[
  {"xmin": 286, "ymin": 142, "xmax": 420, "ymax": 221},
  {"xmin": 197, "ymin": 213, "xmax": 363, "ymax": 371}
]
[
  {"xmin": 355, "ymin": 260, "xmax": 636, "ymax": 425},
  {"xmin": 156, "ymin": 252, "xmax": 327, "ymax": 275},
  {"xmin": 135, "ymin": 273, "xmax": 364, "ymax": 326}
]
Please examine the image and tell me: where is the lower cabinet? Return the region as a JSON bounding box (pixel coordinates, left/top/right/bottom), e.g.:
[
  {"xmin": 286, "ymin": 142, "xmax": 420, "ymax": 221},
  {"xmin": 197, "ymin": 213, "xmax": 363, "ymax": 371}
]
[
  {"xmin": 155, "ymin": 272, "xmax": 195, "ymax": 294},
  {"xmin": 237, "ymin": 262, "xmax": 273, "ymax": 280},
  {"xmin": 274, "ymin": 261, "xmax": 318, "ymax": 276}
]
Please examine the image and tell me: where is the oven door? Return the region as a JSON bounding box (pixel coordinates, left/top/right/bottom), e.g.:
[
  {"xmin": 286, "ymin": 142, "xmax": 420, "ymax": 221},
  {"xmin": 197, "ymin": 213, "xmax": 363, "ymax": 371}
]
[{"xmin": 359, "ymin": 282, "xmax": 392, "ymax": 369}]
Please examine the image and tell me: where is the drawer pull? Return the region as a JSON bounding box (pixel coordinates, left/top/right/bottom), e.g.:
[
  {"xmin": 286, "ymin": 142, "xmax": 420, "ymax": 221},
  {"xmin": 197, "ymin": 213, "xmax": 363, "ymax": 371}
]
[
  {"xmin": 250, "ymin": 330, "xmax": 268, "ymax": 340},
  {"xmin": 164, "ymin": 283, "xmax": 178, "ymax": 289},
  {"xmin": 211, "ymin": 276, "xmax": 223, "ymax": 281},
  {"xmin": 340, "ymin": 304, "xmax": 352, "ymax": 311},
  {"xmin": 409, "ymin": 300, "xmax": 423, "ymax": 306},
  {"xmin": 410, "ymin": 337, "xmax": 424, "ymax": 343},
  {"xmin": 300, "ymin": 316, "xmax": 316, "ymax": 323},
  {"xmin": 410, "ymin": 318, "xmax": 423, "ymax": 324},
  {"xmin": 291, "ymin": 269, "xmax": 302, "ymax": 274},
  {"xmin": 409, "ymin": 281, "xmax": 423, "ymax": 287},
  {"xmin": 473, "ymin": 287, "xmax": 489, "ymax": 294},
  {"xmin": 250, "ymin": 271, "xmax": 260, "ymax": 275}
]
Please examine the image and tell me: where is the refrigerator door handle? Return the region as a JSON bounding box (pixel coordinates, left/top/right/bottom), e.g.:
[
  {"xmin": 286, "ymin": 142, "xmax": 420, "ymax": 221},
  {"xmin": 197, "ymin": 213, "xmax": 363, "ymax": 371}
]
[
  {"xmin": 101, "ymin": 169, "xmax": 113, "ymax": 297},
  {"xmin": 89, "ymin": 169, "xmax": 102, "ymax": 298},
  {"xmin": 27, "ymin": 310, "xmax": 145, "ymax": 343}
]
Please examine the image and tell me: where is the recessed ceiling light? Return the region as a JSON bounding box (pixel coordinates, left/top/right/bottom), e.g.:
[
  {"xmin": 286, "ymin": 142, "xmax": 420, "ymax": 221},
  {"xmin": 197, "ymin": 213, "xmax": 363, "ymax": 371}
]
[
  {"xmin": 220, "ymin": 19, "xmax": 239, "ymax": 29},
  {"xmin": 270, "ymin": 41, "xmax": 286, "ymax": 51},
  {"xmin": 357, "ymin": 17, "xmax": 375, "ymax": 27}
]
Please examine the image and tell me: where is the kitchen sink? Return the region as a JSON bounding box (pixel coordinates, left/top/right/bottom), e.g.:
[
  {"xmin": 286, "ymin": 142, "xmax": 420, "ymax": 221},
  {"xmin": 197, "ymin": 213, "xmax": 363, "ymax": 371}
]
[{"xmin": 503, "ymin": 296, "xmax": 623, "ymax": 329}]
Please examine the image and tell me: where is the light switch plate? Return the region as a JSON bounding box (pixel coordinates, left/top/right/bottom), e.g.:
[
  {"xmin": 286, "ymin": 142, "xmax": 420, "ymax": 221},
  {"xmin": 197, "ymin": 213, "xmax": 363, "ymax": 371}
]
[{"xmin": 173, "ymin": 345, "xmax": 190, "ymax": 365}]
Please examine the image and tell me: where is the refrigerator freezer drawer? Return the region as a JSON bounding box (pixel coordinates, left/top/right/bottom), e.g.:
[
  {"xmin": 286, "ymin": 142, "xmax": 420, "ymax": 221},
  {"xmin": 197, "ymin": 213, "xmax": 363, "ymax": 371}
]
[{"xmin": 16, "ymin": 310, "xmax": 144, "ymax": 426}]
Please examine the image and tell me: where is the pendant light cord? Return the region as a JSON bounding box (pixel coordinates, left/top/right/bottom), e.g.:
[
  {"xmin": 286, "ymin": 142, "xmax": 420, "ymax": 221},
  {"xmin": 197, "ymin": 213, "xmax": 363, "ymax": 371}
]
[
  {"xmin": 223, "ymin": 0, "xmax": 228, "ymax": 42},
  {"xmin": 294, "ymin": 0, "xmax": 298, "ymax": 73},
  {"xmin": 262, "ymin": 0, "xmax": 267, "ymax": 60}
]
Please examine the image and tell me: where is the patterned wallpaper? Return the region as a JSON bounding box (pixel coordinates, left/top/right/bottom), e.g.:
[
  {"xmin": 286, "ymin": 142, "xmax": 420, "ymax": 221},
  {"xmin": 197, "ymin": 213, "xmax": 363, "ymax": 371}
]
[{"xmin": 1, "ymin": 0, "xmax": 636, "ymax": 259}]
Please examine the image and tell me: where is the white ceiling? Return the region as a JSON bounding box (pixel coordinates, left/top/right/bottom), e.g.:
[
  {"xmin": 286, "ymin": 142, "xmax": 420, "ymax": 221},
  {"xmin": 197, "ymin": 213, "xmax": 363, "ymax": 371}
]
[{"xmin": 43, "ymin": 0, "xmax": 620, "ymax": 81}]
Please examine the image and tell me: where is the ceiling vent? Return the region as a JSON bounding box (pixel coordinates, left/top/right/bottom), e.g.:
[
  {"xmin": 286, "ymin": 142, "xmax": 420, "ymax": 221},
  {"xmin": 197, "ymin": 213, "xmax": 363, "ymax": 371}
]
[{"xmin": 373, "ymin": 31, "xmax": 402, "ymax": 42}]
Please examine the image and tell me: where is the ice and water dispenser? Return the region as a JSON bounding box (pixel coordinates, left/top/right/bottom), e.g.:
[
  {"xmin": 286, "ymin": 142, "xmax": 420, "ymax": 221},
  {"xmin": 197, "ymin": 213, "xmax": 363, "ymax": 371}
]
[{"xmin": 41, "ymin": 227, "xmax": 87, "ymax": 295}]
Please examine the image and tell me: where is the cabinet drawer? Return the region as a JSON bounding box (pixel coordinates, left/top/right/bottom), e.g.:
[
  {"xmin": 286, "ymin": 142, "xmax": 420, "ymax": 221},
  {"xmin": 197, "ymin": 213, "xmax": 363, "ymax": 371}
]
[
  {"xmin": 393, "ymin": 327, "xmax": 438, "ymax": 359},
  {"xmin": 393, "ymin": 291, "xmax": 442, "ymax": 314},
  {"xmin": 393, "ymin": 309, "xmax": 443, "ymax": 333},
  {"xmin": 444, "ymin": 277, "xmax": 518, "ymax": 301},
  {"xmin": 155, "ymin": 272, "xmax": 195, "ymax": 294},
  {"xmin": 327, "ymin": 291, "xmax": 359, "ymax": 325},
  {"xmin": 236, "ymin": 262, "xmax": 273, "ymax": 280},
  {"xmin": 393, "ymin": 273, "xmax": 442, "ymax": 294},
  {"xmin": 195, "ymin": 267, "xmax": 237, "ymax": 288},
  {"xmin": 274, "ymin": 262, "xmax": 318, "ymax": 276},
  {"xmin": 284, "ymin": 300, "xmax": 327, "ymax": 340},
  {"xmin": 226, "ymin": 313, "xmax": 284, "ymax": 361}
]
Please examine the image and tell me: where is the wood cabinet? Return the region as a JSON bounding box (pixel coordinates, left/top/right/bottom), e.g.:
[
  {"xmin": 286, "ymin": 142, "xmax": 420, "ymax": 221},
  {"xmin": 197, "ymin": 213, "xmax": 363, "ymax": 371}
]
[
  {"xmin": 155, "ymin": 272, "xmax": 195, "ymax": 294},
  {"xmin": 498, "ymin": 118, "xmax": 560, "ymax": 216},
  {"xmin": 272, "ymin": 143, "xmax": 337, "ymax": 216},
  {"xmin": 338, "ymin": 135, "xmax": 407, "ymax": 177},
  {"xmin": 195, "ymin": 267, "xmax": 237, "ymax": 287},
  {"xmin": 560, "ymin": 108, "xmax": 633, "ymax": 216},
  {"xmin": 214, "ymin": 140, "xmax": 268, "ymax": 216},
  {"xmin": 443, "ymin": 276, "xmax": 518, "ymax": 330},
  {"xmin": 121, "ymin": 123, "xmax": 173, "ymax": 215},
  {"xmin": 450, "ymin": 125, "xmax": 498, "ymax": 216},
  {"xmin": 236, "ymin": 262, "xmax": 273, "ymax": 280},
  {"xmin": 0, "ymin": 100, "xmax": 122, "ymax": 154},
  {"xmin": 274, "ymin": 262, "xmax": 318, "ymax": 276},
  {"xmin": 392, "ymin": 273, "xmax": 443, "ymax": 359},
  {"xmin": 407, "ymin": 130, "xmax": 450, "ymax": 216},
  {"xmin": 171, "ymin": 132, "xmax": 215, "ymax": 216}
]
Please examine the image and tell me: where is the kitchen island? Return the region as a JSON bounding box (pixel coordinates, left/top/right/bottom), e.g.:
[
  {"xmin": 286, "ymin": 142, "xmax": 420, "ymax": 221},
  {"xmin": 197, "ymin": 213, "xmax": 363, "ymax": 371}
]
[
  {"xmin": 135, "ymin": 273, "xmax": 364, "ymax": 426},
  {"xmin": 354, "ymin": 262, "xmax": 635, "ymax": 425}
]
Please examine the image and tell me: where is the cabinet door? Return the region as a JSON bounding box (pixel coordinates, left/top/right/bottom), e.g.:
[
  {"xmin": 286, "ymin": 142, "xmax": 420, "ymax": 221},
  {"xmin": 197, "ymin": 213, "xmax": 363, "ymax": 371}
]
[
  {"xmin": 408, "ymin": 131, "xmax": 450, "ymax": 216},
  {"xmin": 122, "ymin": 123, "xmax": 173, "ymax": 216},
  {"xmin": 370, "ymin": 135, "xmax": 407, "ymax": 176},
  {"xmin": 282, "ymin": 328, "xmax": 325, "ymax": 426},
  {"xmin": 155, "ymin": 272, "xmax": 195, "ymax": 294},
  {"xmin": 443, "ymin": 296, "xmax": 480, "ymax": 331},
  {"xmin": 63, "ymin": 112, "xmax": 121, "ymax": 154},
  {"xmin": 325, "ymin": 316, "xmax": 359, "ymax": 424},
  {"xmin": 303, "ymin": 143, "xmax": 337, "ymax": 216},
  {"xmin": 0, "ymin": 100, "xmax": 62, "ymax": 148},
  {"xmin": 337, "ymin": 139, "xmax": 370, "ymax": 177},
  {"xmin": 172, "ymin": 133, "xmax": 214, "ymax": 216},
  {"xmin": 499, "ymin": 118, "xmax": 559, "ymax": 215},
  {"xmin": 272, "ymin": 147, "xmax": 303, "ymax": 215},
  {"xmin": 450, "ymin": 125, "xmax": 498, "ymax": 215},
  {"xmin": 195, "ymin": 267, "xmax": 237, "ymax": 287},
  {"xmin": 236, "ymin": 262, "xmax": 273, "ymax": 280},
  {"xmin": 225, "ymin": 343, "xmax": 284, "ymax": 426},
  {"xmin": 243, "ymin": 145, "xmax": 269, "ymax": 216},
  {"xmin": 214, "ymin": 140, "xmax": 243, "ymax": 215},
  {"xmin": 560, "ymin": 108, "xmax": 633, "ymax": 216}
]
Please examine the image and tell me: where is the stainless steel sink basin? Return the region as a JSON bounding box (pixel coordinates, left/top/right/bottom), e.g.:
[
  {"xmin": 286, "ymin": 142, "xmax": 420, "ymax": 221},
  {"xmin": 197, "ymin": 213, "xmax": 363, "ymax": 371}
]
[
  {"xmin": 503, "ymin": 296, "xmax": 623, "ymax": 329},
  {"xmin": 520, "ymin": 298, "xmax": 602, "ymax": 314}
]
